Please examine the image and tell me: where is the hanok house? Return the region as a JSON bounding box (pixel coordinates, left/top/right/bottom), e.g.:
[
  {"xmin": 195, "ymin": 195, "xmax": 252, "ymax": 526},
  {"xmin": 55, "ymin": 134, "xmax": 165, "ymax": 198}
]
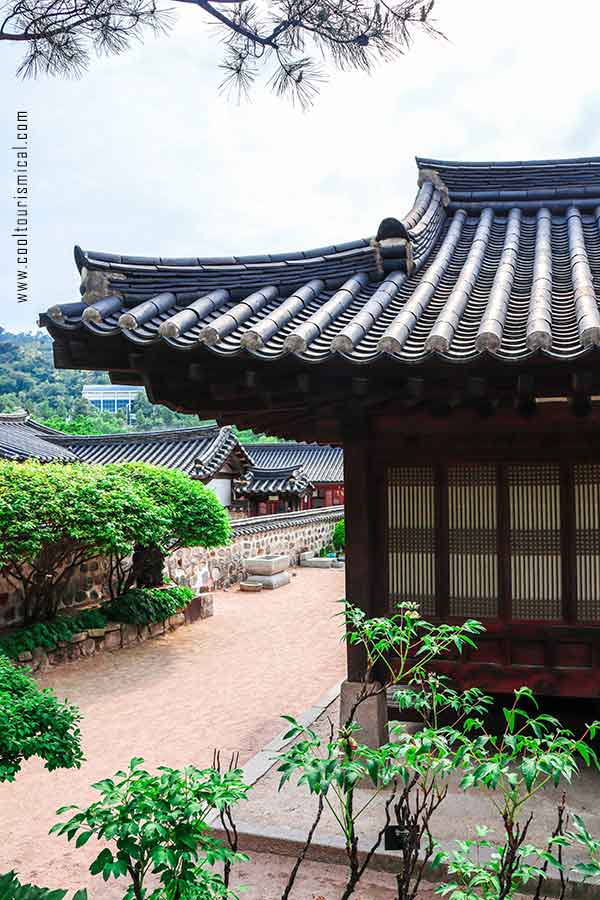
[
  {"xmin": 236, "ymin": 442, "xmax": 344, "ymax": 515},
  {"xmin": 0, "ymin": 413, "xmax": 252, "ymax": 510},
  {"xmin": 41, "ymin": 155, "xmax": 600, "ymax": 708}
]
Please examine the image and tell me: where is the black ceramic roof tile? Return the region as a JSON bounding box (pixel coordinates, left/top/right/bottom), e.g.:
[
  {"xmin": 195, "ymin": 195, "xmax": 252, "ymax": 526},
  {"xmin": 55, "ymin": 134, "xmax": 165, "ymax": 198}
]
[{"xmin": 42, "ymin": 155, "xmax": 600, "ymax": 368}]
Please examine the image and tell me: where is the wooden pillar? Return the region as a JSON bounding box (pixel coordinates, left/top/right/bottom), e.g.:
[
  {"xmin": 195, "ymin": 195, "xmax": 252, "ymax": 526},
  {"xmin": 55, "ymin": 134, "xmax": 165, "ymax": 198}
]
[{"xmin": 343, "ymin": 426, "xmax": 379, "ymax": 681}]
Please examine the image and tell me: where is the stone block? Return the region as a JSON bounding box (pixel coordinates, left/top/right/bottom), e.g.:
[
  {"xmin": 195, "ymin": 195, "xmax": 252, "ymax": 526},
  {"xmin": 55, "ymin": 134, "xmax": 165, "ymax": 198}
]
[
  {"xmin": 198, "ymin": 595, "xmax": 213, "ymax": 618},
  {"xmin": 149, "ymin": 622, "xmax": 165, "ymax": 638},
  {"xmin": 70, "ymin": 631, "xmax": 88, "ymax": 643},
  {"xmin": 79, "ymin": 638, "xmax": 96, "ymax": 657},
  {"xmin": 246, "ymin": 571, "xmax": 291, "ymax": 590},
  {"xmin": 17, "ymin": 651, "xmax": 33, "ymax": 662},
  {"xmin": 31, "ymin": 647, "xmax": 50, "ymax": 673},
  {"xmin": 120, "ymin": 623, "xmax": 138, "ymax": 647},
  {"xmin": 168, "ymin": 612, "xmax": 186, "ymax": 629},
  {"xmin": 245, "ymin": 555, "xmax": 290, "ymax": 576},
  {"xmin": 339, "ymin": 680, "xmax": 388, "ymax": 749},
  {"xmin": 240, "ymin": 581, "xmax": 263, "ymax": 592},
  {"xmin": 299, "ymin": 550, "xmax": 316, "ymax": 562},
  {"xmin": 331, "ymin": 560, "xmax": 345, "ymax": 568},
  {"xmin": 87, "ymin": 627, "xmax": 106, "ymax": 638},
  {"xmin": 300, "ymin": 557, "xmax": 332, "ymax": 568},
  {"xmin": 104, "ymin": 628, "xmax": 122, "ymax": 651},
  {"xmin": 105, "ymin": 622, "xmax": 120, "ymax": 633}
]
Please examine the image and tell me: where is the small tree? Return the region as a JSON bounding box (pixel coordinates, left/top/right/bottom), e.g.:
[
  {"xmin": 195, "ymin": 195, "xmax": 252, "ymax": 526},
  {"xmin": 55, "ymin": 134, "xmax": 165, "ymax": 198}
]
[
  {"xmin": 110, "ymin": 463, "xmax": 232, "ymax": 591},
  {"xmin": 0, "ymin": 460, "xmax": 159, "ymax": 622},
  {"xmin": 332, "ymin": 518, "xmax": 345, "ymax": 551}
]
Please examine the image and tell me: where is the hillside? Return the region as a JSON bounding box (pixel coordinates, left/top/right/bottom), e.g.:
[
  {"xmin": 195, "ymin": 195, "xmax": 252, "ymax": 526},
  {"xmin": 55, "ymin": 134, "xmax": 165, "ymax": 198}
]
[{"xmin": 0, "ymin": 330, "xmax": 279, "ymax": 440}]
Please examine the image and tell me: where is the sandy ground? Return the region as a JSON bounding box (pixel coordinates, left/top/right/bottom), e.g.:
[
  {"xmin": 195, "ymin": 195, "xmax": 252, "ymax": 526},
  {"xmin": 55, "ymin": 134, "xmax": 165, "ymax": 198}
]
[{"xmin": 0, "ymin": 568, "xmax": 346, "ymax": 897}]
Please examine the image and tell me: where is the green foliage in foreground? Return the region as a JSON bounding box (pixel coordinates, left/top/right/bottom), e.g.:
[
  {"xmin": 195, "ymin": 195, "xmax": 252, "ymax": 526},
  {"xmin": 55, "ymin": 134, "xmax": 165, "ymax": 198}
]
[
  {"xmin": 0, "ymin": 656, "xmax": 83, "ymax": 782},
  {"xmin": 332, "ymin": 518, "xmax": 345, "ymax": 551},
  {"xmin": 0, "ymin": 608, "xmax": 106, "ymax": 660},
  {"xmin": 103, "ymin": 586, "xmax": 193, "ymax": 626},
  {"xmin": 0, "ymin": 871, "xmax": 86, "ymax": 900},
  {"xmin": 52, "ymin": 758, "xmax": 249, "ymax": 899}
]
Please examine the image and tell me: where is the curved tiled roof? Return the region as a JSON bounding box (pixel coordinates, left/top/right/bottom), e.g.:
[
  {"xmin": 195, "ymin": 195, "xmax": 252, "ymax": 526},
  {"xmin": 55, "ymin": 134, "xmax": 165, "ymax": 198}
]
[
  {"xmin": 231, "ymin": 504, "xmax": 343, "ymax": 536},
  {"xmin": 0, "ymin": 412, "xmax": 79, "ymax": 463},
  {"xmin": 40, "ymin": 155, "xmax": 600, "ymax": 367},
  {"xmin": 236, "ymin": 463, "xmax": 313, "ymax": 497},
  {"xmin": 53, "ymin": 424, "xmax": 252, "ymax": 479},
  {"xmin": 242, "ymin": 443, "xmax": 343, "ymax": 483}
]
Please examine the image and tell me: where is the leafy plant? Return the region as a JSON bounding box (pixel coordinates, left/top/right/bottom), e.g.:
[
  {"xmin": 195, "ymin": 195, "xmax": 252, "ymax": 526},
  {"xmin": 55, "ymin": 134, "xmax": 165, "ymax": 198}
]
[
  {"xmin": 437, "ymin": 687, "xmax": 600, "ymax": 900},
  {"xmin": 276, "ymin": 601, "xmax": 485, "ymax": 898},
  {"xmin": 0, "ymin": 460, "xmax": 160, "ymax": 622},
  {"xmin": 52, "ymin": 758, "xmax": 250, "ymax": 900},
  {"xmin": 0, "ymin": 871, "xmax": 86, "ymax": 900},
  {"xmin": 0, "ymin": 608, "xmax": 106, "ymax": 660},
  {"xmin": 108, "ymin": 463, "xmax": 231, "ymax": 592},
  {"xmin": 0, "ymin": 655, "xmax": 83, "ymax": 782},
  {"xmin": 102, "ymin": 586, "xmax": 193, "ymax": 626},
  {"xmin": 332, "ymin": 519, "xmax": 345, "ymax": 551}
]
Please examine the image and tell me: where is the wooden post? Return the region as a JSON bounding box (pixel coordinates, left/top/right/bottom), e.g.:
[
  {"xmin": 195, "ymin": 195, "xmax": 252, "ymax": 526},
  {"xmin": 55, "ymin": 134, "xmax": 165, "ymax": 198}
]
[{"xmin": 343, "ymin": 426, "xmax": 377, "ymax": 682}]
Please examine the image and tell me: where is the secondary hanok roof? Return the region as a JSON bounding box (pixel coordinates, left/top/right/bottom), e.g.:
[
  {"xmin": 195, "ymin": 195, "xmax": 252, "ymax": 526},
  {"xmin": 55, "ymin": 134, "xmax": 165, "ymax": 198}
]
[
  {"xmin": 243, "ymin": 442, "xmax": 343, "ymax": 484},
  {"xmin": 0, "ymin": 412, "xmax": 79, "ymax": 463},
  {"xmin": 40, "ymin": 155, "xmax": 600, "ymax": 441},
  {"xmin": 49, "ymin": 424, "xmax": 252, "ymax": 480},
  {"xmin": 236, "ymin": 464, "xmax": 313, "ymax": 497},
  {"xmin": 0, "ymin": 415, "xmax": 252, "ymax": 480}
]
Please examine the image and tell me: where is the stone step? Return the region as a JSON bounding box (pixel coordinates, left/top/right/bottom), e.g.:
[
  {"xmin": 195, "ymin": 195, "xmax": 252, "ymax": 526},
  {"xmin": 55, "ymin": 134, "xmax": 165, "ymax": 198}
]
[{"xmin": 301, "ymin": 557, "xmax": 333, "ymax": 568}]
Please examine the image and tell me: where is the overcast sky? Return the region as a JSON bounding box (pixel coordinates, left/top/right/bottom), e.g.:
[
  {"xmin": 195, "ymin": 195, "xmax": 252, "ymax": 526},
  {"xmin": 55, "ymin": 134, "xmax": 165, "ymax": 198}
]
[{"xmin": 2, "ymin": 0, "xmax": 600, "ymax": 333}]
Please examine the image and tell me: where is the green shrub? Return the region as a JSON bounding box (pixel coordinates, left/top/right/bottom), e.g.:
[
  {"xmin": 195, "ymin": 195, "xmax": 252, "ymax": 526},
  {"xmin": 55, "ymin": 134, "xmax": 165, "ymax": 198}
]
[
  {"xmin": 111, "ymin": 464, "xmax": 232, "ymax": 591},
  {"xmin": 0, "ymin": 656, "xmax": 83, "ymax": 781},
  {"xmin": 0, "ymin": 871, "xmax": 86, "ymax": 899},
  {"xmin": 52, "ymin": 758, "xmax": 248, "ymax": 900},
  {"xmin": 332, "ymin": 518, "xmax": 345, "ymax": 551},
  {"xmin": 102, "ymin": 585, "xmax": 193, "ymax": 626},
  {"xmin": 0, "ymin": 608, "xmax": 107, "ymax": 660}
]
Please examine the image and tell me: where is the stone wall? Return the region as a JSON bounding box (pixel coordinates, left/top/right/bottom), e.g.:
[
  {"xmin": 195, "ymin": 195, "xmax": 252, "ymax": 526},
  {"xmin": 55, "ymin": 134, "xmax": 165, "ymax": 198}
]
[{"xmin": 0, "ymin": 506, "xmax": 344, "ymax": 627}]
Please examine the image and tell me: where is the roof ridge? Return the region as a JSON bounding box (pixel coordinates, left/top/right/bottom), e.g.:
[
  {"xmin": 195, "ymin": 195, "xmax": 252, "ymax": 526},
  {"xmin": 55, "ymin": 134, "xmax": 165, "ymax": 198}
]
[{"xmin": 54, "ymin": 423, "xmax": 222, "ymax": 445}]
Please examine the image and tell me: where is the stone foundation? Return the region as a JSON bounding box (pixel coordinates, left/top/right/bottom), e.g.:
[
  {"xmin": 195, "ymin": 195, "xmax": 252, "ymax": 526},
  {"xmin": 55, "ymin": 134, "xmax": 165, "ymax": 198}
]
[
  {"xmin": 0, "ymin": 506, "xmax": 343, "ymax": 627},
  {"xmin": 13, "ymin": 595, "xmax": 213, "ymax": 671}
]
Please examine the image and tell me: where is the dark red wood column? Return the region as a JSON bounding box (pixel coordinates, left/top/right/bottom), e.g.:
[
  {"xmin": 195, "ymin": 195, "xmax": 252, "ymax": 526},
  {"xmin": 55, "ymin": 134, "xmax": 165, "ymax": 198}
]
[{"xmin": 343, "ymin": 425, "xmax": 380, "ymax": 681}]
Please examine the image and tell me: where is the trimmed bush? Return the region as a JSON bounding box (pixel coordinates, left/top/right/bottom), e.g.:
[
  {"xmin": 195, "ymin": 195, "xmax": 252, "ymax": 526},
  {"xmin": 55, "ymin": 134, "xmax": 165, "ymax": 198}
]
[
  {"xmin": 102, "ymin": 586, "xmax": 193, "ymax": 626},
  {"xmin": 0, "ymin": 656, "xmax": 83, "ymax": 781},
  {"xmin": 332, "ymin": 518, "xmax": 345, "ymax": 551},
  {"xmin": 0, "ymin": 608, "xmax": 107, "ymax": 660},
  {"xmin": 0, "ymin": 460, "xmax": 159, "ymax": 623}
]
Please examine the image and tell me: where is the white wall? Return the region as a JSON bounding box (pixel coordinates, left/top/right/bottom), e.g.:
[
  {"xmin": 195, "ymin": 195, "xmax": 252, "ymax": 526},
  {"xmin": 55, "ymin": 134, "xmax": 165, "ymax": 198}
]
[{"xmin": 207, "ymin": 477, "xmax": 232, "ymax": 508}]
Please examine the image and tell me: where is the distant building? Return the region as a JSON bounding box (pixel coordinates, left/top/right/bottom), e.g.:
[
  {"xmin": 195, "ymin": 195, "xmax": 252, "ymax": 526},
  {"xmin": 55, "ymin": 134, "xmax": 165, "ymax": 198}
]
[
  {"xmin": 82, "ymin": 384, "xmax": 145, "ymax": 418},
  {"xmin": 0, "ymin": 412, "xmax": 344, "ymax": 516}
]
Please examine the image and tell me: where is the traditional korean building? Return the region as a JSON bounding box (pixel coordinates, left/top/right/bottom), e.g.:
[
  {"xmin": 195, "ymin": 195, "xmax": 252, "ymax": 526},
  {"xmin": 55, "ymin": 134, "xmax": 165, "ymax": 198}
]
[
  {"xmin": 41, "ymin": 155, "xmax": 600, "ymax": 701},
  {"xmin": 0, "ymin": 414, "xmax": 252, "ymax": 509},
  {"xmin": 236, "ymin": 442, "xmax": 344, "ymax": 514}
]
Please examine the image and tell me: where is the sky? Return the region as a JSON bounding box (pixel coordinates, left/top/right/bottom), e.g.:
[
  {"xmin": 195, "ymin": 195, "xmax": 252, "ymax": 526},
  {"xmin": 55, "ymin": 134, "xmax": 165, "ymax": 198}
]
[{"xmin": 2, "ymin": 0, "xmax": 600, "ymax": 332}]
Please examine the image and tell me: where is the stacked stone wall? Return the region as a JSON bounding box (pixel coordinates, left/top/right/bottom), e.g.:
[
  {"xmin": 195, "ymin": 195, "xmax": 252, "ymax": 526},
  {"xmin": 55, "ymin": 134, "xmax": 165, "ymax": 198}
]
[{"xmin": 0, "ymin": 507, "xmax": 343, "ymax": 627}]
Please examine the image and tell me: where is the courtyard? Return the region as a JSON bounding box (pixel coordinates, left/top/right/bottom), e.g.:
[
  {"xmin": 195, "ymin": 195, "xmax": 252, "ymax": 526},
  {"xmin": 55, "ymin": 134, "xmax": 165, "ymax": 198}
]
[{"xmin": 0, "ymin": 568, "xmax": 346, "ymax": 897}]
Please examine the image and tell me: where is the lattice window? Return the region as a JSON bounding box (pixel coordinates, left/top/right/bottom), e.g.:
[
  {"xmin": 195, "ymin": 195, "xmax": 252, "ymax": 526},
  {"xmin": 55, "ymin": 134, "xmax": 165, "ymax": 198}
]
[
  {"xmin": 448, "ymin": 464, "xmax": 499, "ymax": 618},
  {"xmin": 507, "ymin": 463, "xmax": 562, "ymax": 620},
  {"xmin": 574, "ymin": 464, "xmax": 600, "ymax": 622},
  {"xmin": 388, "ymin": 466, "xmax": 436, "ymax": 616}
]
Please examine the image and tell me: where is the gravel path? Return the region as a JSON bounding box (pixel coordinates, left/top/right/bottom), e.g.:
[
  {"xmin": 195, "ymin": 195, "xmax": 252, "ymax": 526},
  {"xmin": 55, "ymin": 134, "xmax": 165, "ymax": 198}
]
[{"xmin": 0, "ymin": 568, "xmax": 346, "ymax": 896}]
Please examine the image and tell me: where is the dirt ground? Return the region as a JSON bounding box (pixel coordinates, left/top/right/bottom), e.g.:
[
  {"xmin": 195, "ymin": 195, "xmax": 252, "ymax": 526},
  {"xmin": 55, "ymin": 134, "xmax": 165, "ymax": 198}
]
[{"xmin": 0, "ymin": 568, "xmax": 346, "ymax": 897}]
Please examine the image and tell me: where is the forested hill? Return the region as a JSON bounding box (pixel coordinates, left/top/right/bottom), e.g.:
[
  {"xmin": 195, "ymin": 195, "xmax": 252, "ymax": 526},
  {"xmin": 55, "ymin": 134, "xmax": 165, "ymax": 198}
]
[{"xmin": 0, "ymin": 329, "xmax": 278, "ymax": 440}]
